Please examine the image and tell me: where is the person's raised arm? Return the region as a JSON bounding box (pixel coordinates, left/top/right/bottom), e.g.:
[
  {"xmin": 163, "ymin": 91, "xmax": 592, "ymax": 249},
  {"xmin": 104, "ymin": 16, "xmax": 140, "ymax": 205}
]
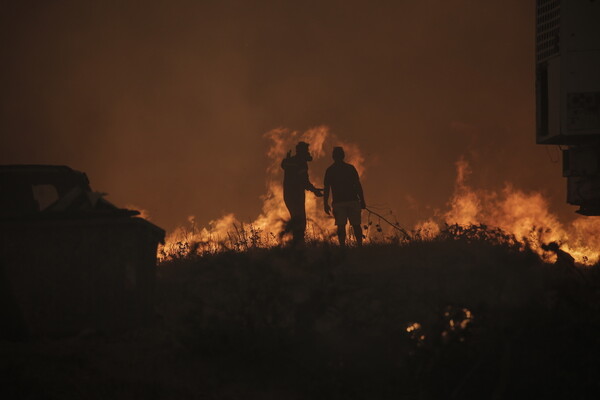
[{"xmin": 280, "ymin": 150, "xmax": 292, "ymax": 170}]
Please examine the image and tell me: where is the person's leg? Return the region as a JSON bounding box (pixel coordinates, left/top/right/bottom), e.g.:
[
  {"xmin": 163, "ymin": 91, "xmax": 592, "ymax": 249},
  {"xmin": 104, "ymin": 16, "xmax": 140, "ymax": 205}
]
[
  {"xmin": 352, "ymin": 224, "xmax": 363, "ymax": 246},
  {"xmin": 348, "ymin": 202, "xmax": 363, "ymax": 246},
  {"xmin": 295, "ymin": 206, "xmax": 306, "ymax": 245},
  {"xmin": 333, "ymin": 203, "xmax": 348, "ymax": 246},
  {"xmin": 337, "ymin": 225, "xmax": 346, "ymax": 246},
  {"xmin": 285, "ymin": 193, "xmax": 306, "ymax": 246},
  {"xmin": 283, "ymin": 194, "xmax": 297, "ymax": 239}
]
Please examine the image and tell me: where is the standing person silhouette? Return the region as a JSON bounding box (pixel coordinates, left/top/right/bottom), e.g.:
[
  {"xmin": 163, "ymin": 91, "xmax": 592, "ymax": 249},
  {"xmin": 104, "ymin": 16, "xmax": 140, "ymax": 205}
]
[
  {"xmin": 281, "ymin": 141, "xmax": 323, "ymax": 245},
  {"xmin": 323, "ymin": 146, "xmax": 366, "ymax": 246}
]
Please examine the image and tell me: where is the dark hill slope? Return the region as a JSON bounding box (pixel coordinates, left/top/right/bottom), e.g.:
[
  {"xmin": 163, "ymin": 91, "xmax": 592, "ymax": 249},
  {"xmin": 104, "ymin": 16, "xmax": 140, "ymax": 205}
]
[{"xmin": 3, "ymin": 228, "xmax": 600, "ymax": 399}]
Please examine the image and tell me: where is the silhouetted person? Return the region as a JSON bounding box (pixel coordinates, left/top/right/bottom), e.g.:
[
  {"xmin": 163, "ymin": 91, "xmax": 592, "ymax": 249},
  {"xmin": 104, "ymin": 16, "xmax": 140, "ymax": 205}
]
[
  {"xmin": 323, "ymin": 146, "xmax": 366, "ymax": 246},
  {"xmin": 281, "ymin": 141, "xmax": 323, "ymax": 245}
]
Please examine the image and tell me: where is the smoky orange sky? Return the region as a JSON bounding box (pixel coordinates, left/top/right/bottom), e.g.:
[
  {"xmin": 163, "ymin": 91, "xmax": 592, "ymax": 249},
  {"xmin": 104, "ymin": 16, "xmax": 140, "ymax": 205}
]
[{"xmin": 0, "ymin": 0, "xmax": 575, "ymax": 232}]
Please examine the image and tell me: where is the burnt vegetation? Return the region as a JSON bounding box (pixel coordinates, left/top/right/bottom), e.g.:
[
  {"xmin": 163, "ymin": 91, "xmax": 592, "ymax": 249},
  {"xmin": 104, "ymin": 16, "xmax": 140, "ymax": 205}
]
[{"xmin": 3, "ymin": 225, "xmax": 600, "ymax": 399}]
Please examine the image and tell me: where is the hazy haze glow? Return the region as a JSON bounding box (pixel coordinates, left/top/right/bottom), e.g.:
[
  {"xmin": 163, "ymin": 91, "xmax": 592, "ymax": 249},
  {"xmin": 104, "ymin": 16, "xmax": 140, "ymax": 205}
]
[{"xmin": 0, "ymin": 0, "xmax": 577, "ymax": 233}]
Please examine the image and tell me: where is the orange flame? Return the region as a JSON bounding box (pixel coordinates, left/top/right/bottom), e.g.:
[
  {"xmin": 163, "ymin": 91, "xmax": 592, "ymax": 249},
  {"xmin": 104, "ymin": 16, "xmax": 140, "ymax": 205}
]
[
  {"xmin": 159, "ymin": 126, "xmax": 364, "ymax": 258},
  {"xmin": 158, "ymin": 129, "xmax": 600, "ymax": 266},
  {"xmin": 417, "ymin": 157, "xmax": 600, "ymax": 265}
]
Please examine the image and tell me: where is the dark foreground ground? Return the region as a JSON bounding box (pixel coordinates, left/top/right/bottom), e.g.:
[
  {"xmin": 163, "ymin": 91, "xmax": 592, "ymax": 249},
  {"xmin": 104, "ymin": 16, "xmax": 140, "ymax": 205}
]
[{"xmin": 3, "ymin": 227, "xmax": 600, "ymax": 399}]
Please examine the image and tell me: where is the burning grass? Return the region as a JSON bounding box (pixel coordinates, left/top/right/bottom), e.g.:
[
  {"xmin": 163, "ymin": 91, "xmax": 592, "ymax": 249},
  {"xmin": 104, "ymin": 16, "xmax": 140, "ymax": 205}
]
[
  {"xmin": 4, "ymin": 226, "xmax": 600, "ymax": 399},
  {"xmin": 157, "ymin": 126, "xmax": 600, "ymax": 265}
]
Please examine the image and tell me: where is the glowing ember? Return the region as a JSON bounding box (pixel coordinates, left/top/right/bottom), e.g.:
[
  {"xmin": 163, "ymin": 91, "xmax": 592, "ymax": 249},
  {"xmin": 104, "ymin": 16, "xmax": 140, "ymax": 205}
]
[{"xmin": 406, "ymin": 322, "xmax": 421, "ymax": 333}]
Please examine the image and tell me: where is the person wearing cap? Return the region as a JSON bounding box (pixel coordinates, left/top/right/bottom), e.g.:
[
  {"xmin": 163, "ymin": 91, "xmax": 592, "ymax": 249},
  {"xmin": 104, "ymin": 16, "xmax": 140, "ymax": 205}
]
[
  {"xmin": 281, "ymin": 141, "xmax": 323, "ymax": 245},
  {"xmin": 323, "ymin": 146, "xmax": 366, "ymax": 246}
]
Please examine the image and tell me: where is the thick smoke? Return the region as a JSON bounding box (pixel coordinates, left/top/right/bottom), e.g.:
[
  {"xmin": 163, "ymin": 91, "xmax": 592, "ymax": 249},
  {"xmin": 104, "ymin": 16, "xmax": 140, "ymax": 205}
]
[{"xmin": 0, "ymin": 0, "xmax": 575, "ymax": 233}]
